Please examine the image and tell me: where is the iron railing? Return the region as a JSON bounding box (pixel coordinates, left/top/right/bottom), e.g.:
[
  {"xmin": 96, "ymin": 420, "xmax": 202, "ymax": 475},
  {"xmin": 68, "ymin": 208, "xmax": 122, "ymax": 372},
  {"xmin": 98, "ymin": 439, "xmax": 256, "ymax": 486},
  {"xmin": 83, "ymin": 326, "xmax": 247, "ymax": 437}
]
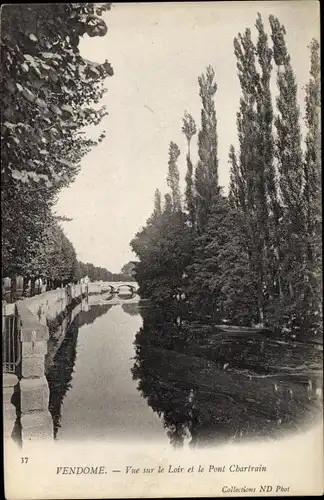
[{"xmin": 2, "ymin": 311, "xmax": 21, "ymax": 375}]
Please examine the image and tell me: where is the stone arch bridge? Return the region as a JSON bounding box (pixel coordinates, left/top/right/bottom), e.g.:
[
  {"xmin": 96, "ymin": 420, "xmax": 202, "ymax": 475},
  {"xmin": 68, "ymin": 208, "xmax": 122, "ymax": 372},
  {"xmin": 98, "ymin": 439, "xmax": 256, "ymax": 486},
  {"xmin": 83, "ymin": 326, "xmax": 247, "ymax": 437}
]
[{"xmin": 88, "ymin": 281, "xmax": 139, "ymax": 295}]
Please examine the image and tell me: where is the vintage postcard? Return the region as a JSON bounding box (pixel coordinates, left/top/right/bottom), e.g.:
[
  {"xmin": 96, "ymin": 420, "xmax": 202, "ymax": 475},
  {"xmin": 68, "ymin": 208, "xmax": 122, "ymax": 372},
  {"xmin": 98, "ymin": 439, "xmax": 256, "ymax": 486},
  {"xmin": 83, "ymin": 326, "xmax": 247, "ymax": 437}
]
[{"xmin": 2, "ymin": 1, "xmax": 323, "ymax": 498}]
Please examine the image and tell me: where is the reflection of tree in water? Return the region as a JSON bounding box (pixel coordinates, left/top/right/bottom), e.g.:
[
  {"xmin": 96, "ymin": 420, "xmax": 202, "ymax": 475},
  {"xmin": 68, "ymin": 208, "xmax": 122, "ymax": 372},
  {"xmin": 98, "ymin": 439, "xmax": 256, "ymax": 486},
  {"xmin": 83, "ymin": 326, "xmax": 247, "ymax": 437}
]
[
  {"xmin": 132, "ymin": 306, "xmax": 200, "ymax": 447},
  {"xmin": 99, "ymin": 292, "xmax": 114, "ymax": 301},
  {"xmin": 122, "ymin": 302, "xmax": 139, "ymax": 316},
  {"xmin": 77, "ymin": 303, "xmax": 113, "ymax": 326},
  {"xmin": 46, "ymin": 303, "xmax": 113, "ymax": 439},
  {"xmin": 132, "ymin": 306, "xmax": 323, "ymax": 448}
]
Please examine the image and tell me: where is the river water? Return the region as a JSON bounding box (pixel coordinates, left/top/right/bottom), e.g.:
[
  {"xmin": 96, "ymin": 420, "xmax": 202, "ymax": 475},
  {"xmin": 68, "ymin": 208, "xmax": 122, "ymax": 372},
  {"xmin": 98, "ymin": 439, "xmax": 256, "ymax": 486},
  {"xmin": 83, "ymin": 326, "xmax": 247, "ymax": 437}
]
[{"xmin": 46, "ymin": 296, "xmax": 323, "ymax": 447}]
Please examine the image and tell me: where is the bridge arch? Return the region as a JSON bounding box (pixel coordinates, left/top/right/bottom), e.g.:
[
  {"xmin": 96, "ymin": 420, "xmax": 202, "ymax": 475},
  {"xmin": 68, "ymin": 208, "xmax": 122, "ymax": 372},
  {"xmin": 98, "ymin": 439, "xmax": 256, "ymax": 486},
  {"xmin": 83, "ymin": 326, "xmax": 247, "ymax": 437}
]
[
  {"xmin": 116, "ymin": 284, "xmax": 136, "ymax": 294},
  {"xmin": 101, "ymin": 284, "xmax": 115, "ymax": 294}
]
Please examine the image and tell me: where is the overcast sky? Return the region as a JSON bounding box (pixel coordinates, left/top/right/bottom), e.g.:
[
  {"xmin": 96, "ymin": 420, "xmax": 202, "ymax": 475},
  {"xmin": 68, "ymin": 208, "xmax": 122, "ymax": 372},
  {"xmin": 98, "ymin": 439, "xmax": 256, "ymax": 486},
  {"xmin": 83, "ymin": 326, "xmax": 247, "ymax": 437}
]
[{"xmin": 54, "ymin": 1, "xmax": 319, "ymax": 273}]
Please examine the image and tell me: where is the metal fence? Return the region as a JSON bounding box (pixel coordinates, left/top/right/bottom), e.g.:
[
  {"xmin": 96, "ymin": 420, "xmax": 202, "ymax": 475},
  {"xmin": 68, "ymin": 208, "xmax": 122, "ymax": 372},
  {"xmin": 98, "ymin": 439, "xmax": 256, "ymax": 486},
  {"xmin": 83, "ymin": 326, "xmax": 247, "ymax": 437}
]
[
  {"xmin": 2, "ymin": 307, "xmax": 21, "ymax": 375},
  {"xmin": 2, "ymin": 276, "xmax": 81, "ymax": 304},
  {"xmin": 2, "ymin": 276, "xmax": 44, "ymax": 304}
]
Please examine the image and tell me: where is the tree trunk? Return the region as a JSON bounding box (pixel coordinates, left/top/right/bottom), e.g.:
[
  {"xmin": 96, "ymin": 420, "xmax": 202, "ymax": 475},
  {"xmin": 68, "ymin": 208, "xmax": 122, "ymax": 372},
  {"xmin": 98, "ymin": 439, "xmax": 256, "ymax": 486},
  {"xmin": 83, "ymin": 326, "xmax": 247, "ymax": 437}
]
[
  {"xmin": 10, "ymin": 276, "xmax": 17, "ymax": 303},
  {"xmin": 274, "ymin": 245, "xmax": 283, "ymax": 299},
  {"xmin": 23, "ymin": 277, "xmax": 30, "ymax": 297},
  {"xmin": 30, "ymin": 277, "xmax": 36, "ymax": 297}
]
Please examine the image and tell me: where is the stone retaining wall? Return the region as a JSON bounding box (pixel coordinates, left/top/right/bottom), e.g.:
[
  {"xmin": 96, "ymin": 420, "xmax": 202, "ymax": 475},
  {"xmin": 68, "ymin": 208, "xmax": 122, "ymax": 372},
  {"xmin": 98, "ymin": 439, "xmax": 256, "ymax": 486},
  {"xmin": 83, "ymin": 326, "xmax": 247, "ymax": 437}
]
[
  {"xmin": 44, "ymin": 298, "xmax": 89, "ymax": 373},
  {"xmin": 3, "ymin": 374, "xmax": 19, "ymax": 440},
  {"xmin": 16, "ymin": 301, "xmax": 53, "ymax": 441},
  {"xmin": 22, "ymin": 284, "xmax": 86, "ymax": 323},
  {"xmin": 3, "ymin": 284, "xmax": 88, "ymax": 444}
]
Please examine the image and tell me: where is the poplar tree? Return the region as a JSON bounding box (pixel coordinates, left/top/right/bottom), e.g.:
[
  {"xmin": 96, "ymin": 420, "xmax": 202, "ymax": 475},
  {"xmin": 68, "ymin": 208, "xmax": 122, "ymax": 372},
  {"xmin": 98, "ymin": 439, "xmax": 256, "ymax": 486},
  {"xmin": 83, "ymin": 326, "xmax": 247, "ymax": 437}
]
[
  {"xmin": 164, "ymin": 192, "xmax": 173, "ymax": 215},
  {"xmin": 228, "ymin": 144, "xmax": 246, "ymax": 211},
  {"xmin": 146, "ymin": 188, "xmax": 162, "ymax": 227},
  {"xmin": 270, "ymin": 15, "xmax": 305, "ymax": 325},
  {"xmin": 167, "ymin": 142, "xmax": 181, "ymax": 211},
  {"xmin": 304, "ymin": 39, "xmax": 321, "ymax": 266},
  {"xmin": 255, "ymin": 13, "xmax": 282, "ymax": 305},
  {"xmin": 153, "ymin": 188, "xmax": 162, "ymax": 218},
  {"xmin": 182, "ymin": 111, "xmax": 197, "ymax": 227},
  {"xmin": 194, "ymin": 66, "xmax": 219, "ymax": 234},
  {"xmin": 303, "ymin": 38, "xmax": 322, "ymax": 334},
  {"xmin": 234, "ymin": 26, "xmax": 267, "ymax": 324}
]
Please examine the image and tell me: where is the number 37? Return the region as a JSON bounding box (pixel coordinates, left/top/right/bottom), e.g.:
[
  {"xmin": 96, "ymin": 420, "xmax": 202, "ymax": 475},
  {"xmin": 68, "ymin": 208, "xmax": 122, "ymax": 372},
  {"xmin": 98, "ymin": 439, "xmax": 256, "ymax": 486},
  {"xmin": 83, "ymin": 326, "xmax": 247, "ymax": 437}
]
[{"xmin": 21, "ymin": 457, "xmax": 29, "ymax": 464}]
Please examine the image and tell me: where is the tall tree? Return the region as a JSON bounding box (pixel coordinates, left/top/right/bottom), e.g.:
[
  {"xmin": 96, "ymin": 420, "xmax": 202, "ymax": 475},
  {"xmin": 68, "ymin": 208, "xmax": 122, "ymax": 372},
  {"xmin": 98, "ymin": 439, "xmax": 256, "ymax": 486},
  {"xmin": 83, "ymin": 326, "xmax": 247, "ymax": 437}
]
[
  {"xmin": 167, "ymin": 142, "xmax": 181, "ymax": 211},
  {"xmin": 147, "ymin": 188, "xmax": 162, "ymax": 225},
  {"xmin": 1, "ymin": 4, "xmax": 113, "ymax": 277},
  {"xmin": 304, "ymin": 38, "xmax": 321, "ymax": 265},
  {"xmin": 233, "ymin": 25, "xmax": 268, "ymax": 323},
  {"xmin": 270, "ymin": 15, "xmax": 305, "ymax": 323},
  {"xmin": 182, "ymin": 111, "xmax": 197, "ymax": 227},
  {"xmin": 23, "ymin": 218, "xmax": 78, "ymax": 287},
  {"xmin": 153, "ymin": 188, "xmax": 162, "ymax": 218},
  {"xmin": 228, "ymin": 144, "xmax": 246, "ymax": 211},
  {"xmin": 254, "ymin": 13, "xmax": 286, "ymax": 312},
  {"xmin": 303, "ymin": 38, "xmax": 322, "ymax": 334},
  {"xmin": 164, "ymin": 193, "xmax": 173, "ymax": 215},
  {"xmin": 194, "ymin": 66, "xmax": 219, "ymax": 234},
  {"xmin": 188, "ymin": 193, "xmax": 229, "ymax": 318},
  {"xmin": 255, "ymin": 14, "xmax": 276, "ymax": 214}
]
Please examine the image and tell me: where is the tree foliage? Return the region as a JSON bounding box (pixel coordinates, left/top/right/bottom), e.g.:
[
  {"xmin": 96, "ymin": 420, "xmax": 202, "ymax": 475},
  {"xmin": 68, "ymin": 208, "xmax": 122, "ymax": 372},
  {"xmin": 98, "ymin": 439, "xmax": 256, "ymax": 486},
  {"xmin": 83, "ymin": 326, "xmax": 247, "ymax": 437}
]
[
  {"xmin": 76, "ymin": 261, "xmax": 136, "ymax": 282},
  {"xmin": 27, "ymin": 221, "xmax": 78, "ymax": 284},
  {"xmin": 1, "ymin": 3, "xmax": 113, "ymax": 277},
  {"xmin": 302, "ymin": 38, "xmax": 322, "ymax": 332},
  {"xmin": 130, "ymin": 14, "xmax": 321, "ymax": 340},
  {"xmin": 167, "ymin": 142, "xmax": 181, "ymax": 211},
  {"xmin": 182, "ymin": 111, "xmax": 196, "ymax": 228},
  {"xmin": 194, "ymin": 66, "xmax": 219, "ymax": 234}
]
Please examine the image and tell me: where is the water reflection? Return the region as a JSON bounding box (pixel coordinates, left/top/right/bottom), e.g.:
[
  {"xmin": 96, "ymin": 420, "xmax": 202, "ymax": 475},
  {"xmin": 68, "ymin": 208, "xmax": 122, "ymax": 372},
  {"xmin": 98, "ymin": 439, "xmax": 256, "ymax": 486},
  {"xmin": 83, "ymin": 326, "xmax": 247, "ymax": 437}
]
[
  {"xmin": 45, "ymin": 299, "xmax": 322, "ymax": 446},
  {"xmin": 98, "ymin": 292, "xmax": 114, "ymax": 302},
  {"xmin": 98, "ymin": 291, "xmax": 137, "ymax": 303},
  {"xmin": 77, "ymin": 303, "xmax": 114, "ymax": 326},
  {"xmin": 122, "ymin": 302, "xmax": 140, "ymax": 316},
  {"xmin": 46, "ymin": 303, "xmax": 113, "ymax": 439},
  {"xmin": 10, "ymin": 382, "xmax": 22, "ymax": 448},
  {"xmin": 132, "ymin": 306, "xmax": 323, "ymax": 448}
]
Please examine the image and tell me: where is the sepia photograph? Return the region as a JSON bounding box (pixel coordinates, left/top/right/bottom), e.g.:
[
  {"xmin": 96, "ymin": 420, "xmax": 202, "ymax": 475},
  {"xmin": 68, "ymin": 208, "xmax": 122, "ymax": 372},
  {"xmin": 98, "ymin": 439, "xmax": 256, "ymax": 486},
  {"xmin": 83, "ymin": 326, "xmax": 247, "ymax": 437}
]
[{"xmin": 1, "ymin": 1, "xmax": 323, "ymax": 498}]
